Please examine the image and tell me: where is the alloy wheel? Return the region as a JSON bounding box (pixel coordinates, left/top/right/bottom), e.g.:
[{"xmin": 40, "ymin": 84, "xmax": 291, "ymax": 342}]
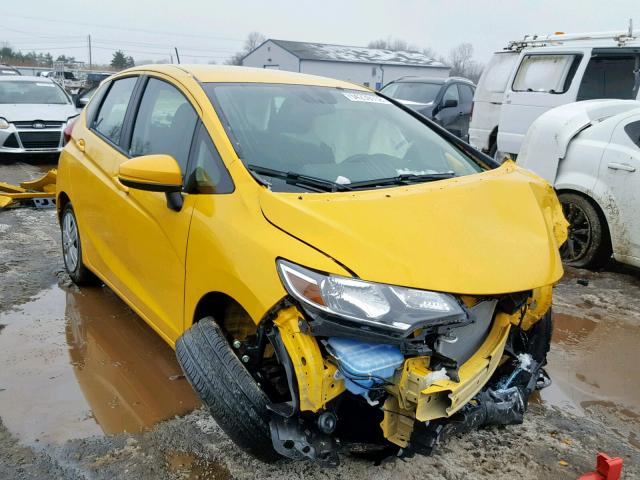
[
  {"xmin": 560, "ymin": 199, "xmax": 592, "ymax": 263},
  {"xmin": 62, "ymin": 211, "xmax": 80, "ymax": 272}
]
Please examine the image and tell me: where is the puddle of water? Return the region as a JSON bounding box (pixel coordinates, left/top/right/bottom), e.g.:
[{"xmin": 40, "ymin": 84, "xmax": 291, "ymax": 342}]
[
  {"xmin": 0, "ymin": 284, "xmax": 200, "ymax": 445},
  {"xmin": 536, "ymin": 311, "xmax": 640, "ymax": 425},
  {"xmin": 165, "ymin": 451, "xmax": 232, "ymax": 480}
]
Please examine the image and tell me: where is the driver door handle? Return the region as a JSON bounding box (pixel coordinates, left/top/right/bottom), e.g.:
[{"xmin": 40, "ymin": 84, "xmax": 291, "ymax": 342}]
[
  {"xmin": 76, "ymin": 138, "xmax": 85, "ymax": 152},
  {"xmin": 607, "ymin": 162, "xmax": 636, "ymax": 172}
]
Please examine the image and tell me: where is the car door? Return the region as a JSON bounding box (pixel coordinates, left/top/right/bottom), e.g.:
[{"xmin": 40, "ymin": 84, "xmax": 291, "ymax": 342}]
[
  {"xmin": 595, "ymin": 116, "xmax": 640, "ymax": 264},
  {"xmin": 107, "ymin": 75, "xmax": 201, "ymax": 344},
  {"xmin": 71, "ymin": 75, "xmax": 141, "ymax": 287},
  {"xmin": 457, "ymin": 83, "xmax": 474, "ymax": 141},
  {"xmin": 434, "ymin": 84, "xmax": 462, "ymax": 137}
]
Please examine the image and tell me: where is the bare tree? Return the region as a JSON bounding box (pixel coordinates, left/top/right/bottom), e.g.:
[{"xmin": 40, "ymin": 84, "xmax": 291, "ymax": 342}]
[
  {"xmin": 447, "ymin": 43, "xmax": 483, "ymax": 82},
  {"xmin": 226, "ymin": 31, "xmax": 267, "ymax": 65},
  {"xmin": 244, "ymin": 31, "xmax": 266, "ymax": 52}
]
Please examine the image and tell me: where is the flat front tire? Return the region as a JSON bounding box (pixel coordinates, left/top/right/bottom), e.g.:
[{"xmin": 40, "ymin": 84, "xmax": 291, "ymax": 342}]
[
  {"xmin": 176, "ymin": 317, "xmax": 279, "ymax": 463},
  {"xmin": 60, "ymin": 203, "xmax": 96, "ymax": 285}
]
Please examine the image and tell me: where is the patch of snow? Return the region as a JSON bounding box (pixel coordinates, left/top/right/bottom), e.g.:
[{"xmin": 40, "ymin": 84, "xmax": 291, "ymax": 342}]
[
  {"xmin": 426, "ymin": 368, "xmax": 450, "ymax": 384},
  {"xmin": 517, "ymin": 353, "xmax": 533, "ymax": 372},
  {"xmin": 335, "ymin": 175, "xmax": 351, "ymax": 185},
  {"xmin": 396, "ymin": 168, "xmax": 438, "ymax": 175}
]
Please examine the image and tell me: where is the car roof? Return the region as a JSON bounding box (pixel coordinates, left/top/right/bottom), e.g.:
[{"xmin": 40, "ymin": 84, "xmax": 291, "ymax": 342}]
[
  {"xmin": 119, "ymin": 64, "xmax": 370, "ymax": 90},
  {"xmin": 390, "ymin": 76, "xmax": 475, "ymax": 86},
  {"xmin": 0, "ymin": 75, "xmax": 53, "ymax": 82}
]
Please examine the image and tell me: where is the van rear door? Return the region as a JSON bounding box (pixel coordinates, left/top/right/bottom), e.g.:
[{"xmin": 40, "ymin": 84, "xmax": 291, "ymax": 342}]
[
  {"xmin": 497, "ymin": 49, "xmax": 589, "ymax": 156},
  {"xmin": 469, "ymin": 51, "xmax": 518, "ymax": 152}
]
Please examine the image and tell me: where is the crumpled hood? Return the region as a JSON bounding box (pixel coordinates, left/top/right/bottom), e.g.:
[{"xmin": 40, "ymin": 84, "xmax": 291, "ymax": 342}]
[
  {"xmin": 260, "ymin": 162, "xmax": 567, "ymax": 295},
  {"xmin": 1, "ymin": 103, "xmax": 78, "ymax": 122}
]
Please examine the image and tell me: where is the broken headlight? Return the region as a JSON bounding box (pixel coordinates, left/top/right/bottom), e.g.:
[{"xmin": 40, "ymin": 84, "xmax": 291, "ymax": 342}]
[{"xmin": 277, "ymin": 259, "xmax": 466, "ymax": 332}]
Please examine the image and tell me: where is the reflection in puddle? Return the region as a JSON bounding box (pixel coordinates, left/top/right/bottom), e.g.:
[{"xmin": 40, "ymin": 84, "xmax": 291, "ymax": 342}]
[
  {"xmin": 0, "ymin": 285, "xmax": 200, "ymax": 445},
  {"xmin": 165, "ymin": 451, "xmax": 232, "ymax": 480},
  {"xmin": 538, "ymin": 311, "xmax": 640, "ymax": 428}
]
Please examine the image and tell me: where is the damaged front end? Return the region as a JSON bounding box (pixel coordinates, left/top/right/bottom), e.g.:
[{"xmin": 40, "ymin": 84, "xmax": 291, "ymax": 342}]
[{"xmin": 237, "ymin": 260, "xmax": 555, "ymax": 466}]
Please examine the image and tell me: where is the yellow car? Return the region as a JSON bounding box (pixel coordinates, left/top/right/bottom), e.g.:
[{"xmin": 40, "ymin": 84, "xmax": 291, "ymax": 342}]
[{"xmin": 57, "ymin": 65, "xmax": 567, "ymax": 466}]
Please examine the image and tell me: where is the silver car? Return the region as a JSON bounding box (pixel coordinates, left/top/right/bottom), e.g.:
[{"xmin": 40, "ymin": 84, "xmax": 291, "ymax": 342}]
[{"xmin": 0, "ymin": 76, "xmax": 79, "ymax": 155}]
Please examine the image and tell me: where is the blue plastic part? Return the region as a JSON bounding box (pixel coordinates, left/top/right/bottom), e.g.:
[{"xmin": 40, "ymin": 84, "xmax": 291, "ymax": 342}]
[{"xmin": 326, "ymin": 337, "xmax": 404, "ymax": 397}]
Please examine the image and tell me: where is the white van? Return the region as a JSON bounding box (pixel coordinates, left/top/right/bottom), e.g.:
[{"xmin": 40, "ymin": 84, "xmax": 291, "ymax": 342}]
[{"xmin": 469, "ymin": 28, "xmax": 640, "ymax": 158}]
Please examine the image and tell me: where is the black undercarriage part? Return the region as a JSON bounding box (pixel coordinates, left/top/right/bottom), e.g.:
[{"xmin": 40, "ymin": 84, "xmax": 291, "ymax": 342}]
[{"xmin": 270, "ymin": 415, "xmax": 340, "ymax": 467}]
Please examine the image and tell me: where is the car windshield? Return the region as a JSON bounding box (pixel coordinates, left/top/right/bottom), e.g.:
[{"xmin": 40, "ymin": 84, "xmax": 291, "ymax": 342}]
[
  {"xmin": 381, "ymin": 82, "xmax": 441, "ymax": 104},
  {"xmin": 205, "ymin": 83, "xmax": 482, "ymax": 191},
  {"xmin": 0, "ymin": 80, "xmax": 70, "ymax": 104}
]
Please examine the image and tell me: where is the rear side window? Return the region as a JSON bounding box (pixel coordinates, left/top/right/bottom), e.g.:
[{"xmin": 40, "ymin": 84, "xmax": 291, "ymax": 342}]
[
  {"xmin": 458, "ymin": 84, "xmax": 474, "ymax": 104},
  {"xmin": 624, "ymin": 120, "xmax": 640, "ymax": 148},
  {"xmin": 482, "ymin": 53, "xmax": 519, "ymax": 93},
  {"xmin": 512, "ymin": 54, "xmax": 581, "ymax": 94},
  {"xmin": 577, "ymin": 55, "xmax": 638, "ymax": 101},
  {"xmin": 185, "ymin": 124, "xmax": 234, "ymax": 194},
  {"xmin": 130, "ymin": 78, "xmax": 198, "ymax": 172},
  {"xmin": 93, "ymin": 77, "xmax": 137, "ymax": 145}
]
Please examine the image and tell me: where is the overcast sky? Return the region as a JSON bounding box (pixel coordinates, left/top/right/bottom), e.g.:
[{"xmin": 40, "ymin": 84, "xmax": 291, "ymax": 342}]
[{"xmin": 1, "ymin": 0, "xmax": 637, "ymax": 66}]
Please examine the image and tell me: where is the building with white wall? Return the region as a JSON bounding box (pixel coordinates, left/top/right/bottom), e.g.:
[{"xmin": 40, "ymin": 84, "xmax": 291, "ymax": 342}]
[{"xmin": 242, "ymin": 39, "xmax": 449, "ymax": 90}]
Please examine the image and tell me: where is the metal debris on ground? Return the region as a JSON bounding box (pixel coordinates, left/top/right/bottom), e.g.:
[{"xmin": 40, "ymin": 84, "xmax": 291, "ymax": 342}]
[{"xmin": 0, "ymin": 169, "xmax": 57, "ymax": 209}]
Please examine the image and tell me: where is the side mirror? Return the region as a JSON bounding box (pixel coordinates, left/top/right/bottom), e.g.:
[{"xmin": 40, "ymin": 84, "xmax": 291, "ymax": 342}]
[
  {"xmin": 76, "ymin": 96, "xmax": 89, "ymax": 108},
  {"xmin": 118, "ymin": 154, "xmax": 182, "ymax": 193},
  {"xmin": 443, "ymin": 99, "xmax": 458, "ymax": 108}
]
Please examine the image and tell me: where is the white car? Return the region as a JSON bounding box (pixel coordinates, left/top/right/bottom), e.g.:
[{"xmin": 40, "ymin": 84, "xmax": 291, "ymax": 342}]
[
  {"xmin": 470, "ymin": 28, "xmax": 640, "ymax": 159},
  {"xmin": 518, "ymin": 100, "xmax": 640, "ymax": 268}
]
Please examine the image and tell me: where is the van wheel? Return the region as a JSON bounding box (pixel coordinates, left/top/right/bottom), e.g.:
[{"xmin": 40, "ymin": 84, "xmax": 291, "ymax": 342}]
[
  {"xmin": 175, "ymin": 317, "xmax": 280, "ymax": 463},
  {"xmin": 558, "ymin": 193, "xmax": 611, "ymax": 268},
  {"xmin": 60, "ymin": 203, "xmax": 97, "ymax": 285}
]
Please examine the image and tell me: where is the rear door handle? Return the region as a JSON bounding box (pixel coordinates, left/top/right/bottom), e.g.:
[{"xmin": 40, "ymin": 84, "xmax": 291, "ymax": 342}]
[{"xmin": 607, "ymin": 162, "xmax": 636, "ymax": 172}]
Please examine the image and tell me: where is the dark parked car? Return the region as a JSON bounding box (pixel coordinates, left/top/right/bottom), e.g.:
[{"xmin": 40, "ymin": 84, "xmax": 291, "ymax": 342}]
[{"xmin": 381, "ymin": 77, "xmax": 475, "ymax": 141}]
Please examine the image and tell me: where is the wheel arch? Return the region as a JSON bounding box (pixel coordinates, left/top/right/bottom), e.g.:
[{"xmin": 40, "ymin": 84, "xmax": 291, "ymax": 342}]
[
  {"xmin": 555, "ymin": 187, "xmax": 613, "ymax": 253},
  {"xmin": 56, "ymin": 191, "xmax": 71, "ymax": 222},
  {"xmin": 190, "ymin": 291, "xmax": 259, "ymax": 339}
]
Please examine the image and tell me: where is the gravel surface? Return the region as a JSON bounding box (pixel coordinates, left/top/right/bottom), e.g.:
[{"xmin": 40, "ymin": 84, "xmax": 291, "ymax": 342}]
[{"xmin": 0, "ymin": 161, "xmax": 638, "ymax": 479}]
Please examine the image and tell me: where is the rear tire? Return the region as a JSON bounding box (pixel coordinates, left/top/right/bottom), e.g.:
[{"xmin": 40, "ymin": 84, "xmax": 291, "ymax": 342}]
[
  {"xmin": 60, "ymin": 203, "xmax": 97, "ymax": 285},
  {"xmin": 176, "ymin": 317, "xmax": 279, "ymax": 463},
  {"xmin": 558, "ymin": 193, "xmax": 611, "ymax": 268}
]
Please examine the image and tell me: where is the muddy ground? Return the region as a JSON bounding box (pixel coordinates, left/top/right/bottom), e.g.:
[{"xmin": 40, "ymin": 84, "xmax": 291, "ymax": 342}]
[{"xmin": 1, "ymin": 160, "xmax": 639, "ymax": 479}]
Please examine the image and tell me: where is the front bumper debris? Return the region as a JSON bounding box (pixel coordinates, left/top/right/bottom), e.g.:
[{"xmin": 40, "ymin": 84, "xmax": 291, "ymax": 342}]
[{"xmin": 0, "ymin": 169, "xmax": 57, "ymax": 209}]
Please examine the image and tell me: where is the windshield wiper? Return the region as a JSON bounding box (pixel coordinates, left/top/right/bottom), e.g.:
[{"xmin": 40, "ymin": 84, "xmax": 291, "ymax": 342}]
[
  {"xmin": 348, "ymin": 172, "xmax": 456, "ymax": 189},
  {"xmin": 247, "ymin": 164, "xmax": 352, "ymax": 192}
]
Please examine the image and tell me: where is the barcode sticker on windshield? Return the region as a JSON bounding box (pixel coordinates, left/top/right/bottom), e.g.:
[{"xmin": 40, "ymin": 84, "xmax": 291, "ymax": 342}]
[{"xmin": 342, "ymin": 92, "xmax": 390, "ymax": 104}]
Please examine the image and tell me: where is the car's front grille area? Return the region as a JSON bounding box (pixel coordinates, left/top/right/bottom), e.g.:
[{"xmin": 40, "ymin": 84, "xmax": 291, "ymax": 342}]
[
  {"xmin": 12, "ymin": 121, "xmax": 64, "ymax": 128},
  {"xmin": 18, "ymin": 131, "xmax": 62, "ymax": 149},
  {"xmin": 2, "ymin": 133, "xmax": 19, "ymax": 148}
]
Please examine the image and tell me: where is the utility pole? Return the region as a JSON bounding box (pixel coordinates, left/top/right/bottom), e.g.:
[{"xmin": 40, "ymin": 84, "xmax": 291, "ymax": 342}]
[
  {"xmin": 87, "ymin": 34, "xmax": 92, "ymax": 70},
  {"xmin": 174, "ymin": 47, "xmax": 181, "ymax": 64}
]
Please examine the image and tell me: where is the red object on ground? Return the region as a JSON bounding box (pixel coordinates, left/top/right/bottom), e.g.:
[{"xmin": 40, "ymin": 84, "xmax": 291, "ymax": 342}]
[{"xmin": 577, "ymin": 453, "xmax": 623, "ymax": 480}]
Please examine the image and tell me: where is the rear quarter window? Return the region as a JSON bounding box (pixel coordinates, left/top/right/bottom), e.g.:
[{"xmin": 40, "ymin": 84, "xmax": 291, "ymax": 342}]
[
  {"xmin": 481, "ymin": 53, "xmax": 519, "ymax": 93},
  {"xmin": 512, "ymin": 54, "xmax": 581, "ymax": 94},
  {"xmin": 624, "ymin": 120, "xmax": 640, "ymax": 148}
]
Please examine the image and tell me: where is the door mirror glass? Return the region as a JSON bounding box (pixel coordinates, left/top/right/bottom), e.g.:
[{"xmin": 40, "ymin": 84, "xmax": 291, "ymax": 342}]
[
  {"xmin": 443, "ymin": 98, "xmax": 458, "ymax": 108},
  {"xmin": 118, "ymin": 154, "xmax": 182, "ymax": 192}
]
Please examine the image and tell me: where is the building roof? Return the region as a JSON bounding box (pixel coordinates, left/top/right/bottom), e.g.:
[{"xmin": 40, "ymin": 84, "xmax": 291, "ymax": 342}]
[{"xmin": 266, "ymin": 39, "xmax": 448, "ymax": 68}]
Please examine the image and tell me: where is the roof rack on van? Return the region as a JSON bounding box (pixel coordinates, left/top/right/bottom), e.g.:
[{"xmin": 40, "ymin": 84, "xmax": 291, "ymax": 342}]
[{"xmin": 505, "ymin": 20, "xmax": 639, "ymax": 51}]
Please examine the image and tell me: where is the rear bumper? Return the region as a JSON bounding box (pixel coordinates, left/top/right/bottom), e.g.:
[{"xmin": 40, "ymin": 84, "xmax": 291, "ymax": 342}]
[{"xmin": 468, "ymin": 127, "xmax": 492, "ymax": 152}]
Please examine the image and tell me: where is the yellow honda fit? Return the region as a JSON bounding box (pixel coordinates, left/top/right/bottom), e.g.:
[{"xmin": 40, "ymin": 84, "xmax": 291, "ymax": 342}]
[{"xmin": 57, "ymin": 65, "xmax": 567, "ymax": 466}]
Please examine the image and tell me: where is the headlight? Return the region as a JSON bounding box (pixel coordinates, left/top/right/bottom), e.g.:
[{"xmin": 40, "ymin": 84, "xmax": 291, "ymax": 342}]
[
  {"xmin": 0, "ymin": 118, "xmax": 9, "ymax": 129},
  {"xmin": 277, "ymin": 259, "xmax": 466, "ymax": 332}
]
